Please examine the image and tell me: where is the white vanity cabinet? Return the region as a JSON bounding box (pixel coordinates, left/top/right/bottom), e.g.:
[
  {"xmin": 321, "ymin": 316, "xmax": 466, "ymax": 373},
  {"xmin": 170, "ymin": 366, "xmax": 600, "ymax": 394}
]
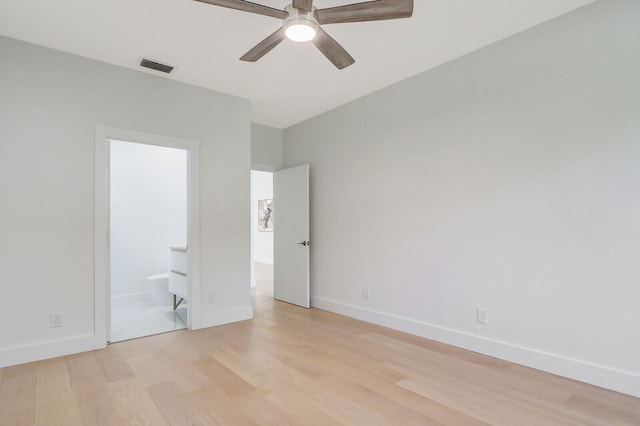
[{"xmin": 168, "ymin": 245, "xmax": 187, "ymax": 309}]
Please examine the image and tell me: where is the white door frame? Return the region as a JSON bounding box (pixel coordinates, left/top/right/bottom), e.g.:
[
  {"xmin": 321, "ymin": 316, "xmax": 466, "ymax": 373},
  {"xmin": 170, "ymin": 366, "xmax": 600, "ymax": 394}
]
[{"xmin": 94, "ymin": 126, "xmax": 200, "ymax": 346}]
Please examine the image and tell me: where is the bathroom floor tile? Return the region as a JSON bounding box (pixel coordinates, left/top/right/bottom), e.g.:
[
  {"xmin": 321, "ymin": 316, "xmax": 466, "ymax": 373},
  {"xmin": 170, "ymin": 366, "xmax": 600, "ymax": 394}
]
[{"xmin": 110, "ymin": 295, "xmax": 187, "ymax": 343}]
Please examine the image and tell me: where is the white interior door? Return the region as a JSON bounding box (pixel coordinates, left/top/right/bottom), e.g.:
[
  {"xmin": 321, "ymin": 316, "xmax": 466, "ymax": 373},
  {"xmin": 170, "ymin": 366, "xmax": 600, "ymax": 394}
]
[{"xmin": 274, "ymin": 164, "xmax": 310, "ymax": 308}]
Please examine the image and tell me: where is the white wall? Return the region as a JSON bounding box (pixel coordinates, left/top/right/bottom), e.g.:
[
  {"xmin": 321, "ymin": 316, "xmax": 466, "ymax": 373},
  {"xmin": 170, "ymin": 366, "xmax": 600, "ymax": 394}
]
[
  {"xmin": 252, "ymin": 171, "xmax": 274, "ymax": 264},
  {"xmin": 110, "ymin": 140, "xmax": 187, "ymax": 297},
  {"xmin": 0, "ymin": 35, "xmax": 251, "ymax": 365},
  {"xmin": 251, "ymin": 123, "xmax": 283, "ymax": 171},
  {"xmin": 283, "ymin": 0, "xmax": 640, "ymax": 397}
]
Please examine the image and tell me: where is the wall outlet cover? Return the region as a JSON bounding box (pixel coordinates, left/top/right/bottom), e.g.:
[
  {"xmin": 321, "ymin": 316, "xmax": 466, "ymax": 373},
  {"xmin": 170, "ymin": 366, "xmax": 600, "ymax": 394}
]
[
  {"xmin": 477, "ymin": 309, "xmax": 488, "ymax": 325},
  {"xmin": 50, "ymin": 313, "xmax": 62, "ymax": 328}
]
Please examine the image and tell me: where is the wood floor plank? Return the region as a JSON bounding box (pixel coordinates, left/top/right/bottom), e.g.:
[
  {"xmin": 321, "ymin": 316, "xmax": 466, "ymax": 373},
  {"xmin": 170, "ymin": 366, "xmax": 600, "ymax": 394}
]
[
  {"xmin": 0, "ymin": 362, "xmax": 37, "ymax": 425},
  {"xmin": 362, "ymin": 332, "xmax": 608, "ymax": 425},
  {"xmin": 316, "ymin": 372, "xmax": 440, "ymax": 425},
  {"xmin": 183, "ymin": 384, "xmax": 260, "ymax": 425},
  {"xmin": 233, "ymin": 389, "xmax": 308, "ymax": 425},
  {"xmin": 511, "ymin": 362, "xmax": 640, "ymax": 417},
  {"xmin": 146, "ymin": 381, "xmax": 199, "ymax": 425},
  {"xmin": 192, "ymin": 355, "xmax": 255, "ymax": 397},
  {"xmin": 126, "ymin": 347, "xmax": 211, "ymax": 392},
  {"xmin": 107, "ymin": 378, "xmax": 170, "ymax": 425},
  {"xmin": 1, "ymin": 293, "xmax": 638, "ymax": 425},
  {"xmin": 94, "ymin": 344, "xmax": 135, "ymax": 383},
  {"xmin": 383, "ymin": 347, "xmax": 596, "ymax": 425},
  {"xmin": 565, "ymin": 393, "xmax": 640, "ymax": 425},
  {"xmin": 257, "ymin": 352, "xmax": 397, "ymax": 426},
  {"xmin": 397, "ymin": 374, "xmax": 583, "ymax": 426},
  {"xmin": 212, "ymin": 347, "xmax": 385, "ymax": 425},
  {"xmin": 35, "ymin": 358, "xmax": 83, "ymax": 425},
  {"xmin": 66, "ymin": 352, "xmax": 123, "ymax": 425},
  {"xmin": 250, "ymin": 320, "xmax": 464, "ymax": 424},
  {"xmin": 370, "ymin": 342, "xmax": 588, "ymax": 424},
  {"xmin": 66, "ymin": 351, "xmax": 102, "ymax": 381},
  {"xmin": 289, "ymin": 342, "xmax": 487, "ymax": 425},
  {"xmin": 147, "ymin": 380, "xmax": 258, "ymax": 425},
  {"xmin": 237, "ymin": 331, "xmax": 438, "ymax": 424}
]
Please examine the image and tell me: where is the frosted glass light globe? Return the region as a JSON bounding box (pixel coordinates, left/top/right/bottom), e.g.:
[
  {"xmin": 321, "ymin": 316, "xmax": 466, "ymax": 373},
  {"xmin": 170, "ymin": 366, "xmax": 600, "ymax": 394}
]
[{"xmin": 285, "ymin": 23, "xmax": 317, "ymax": 42}]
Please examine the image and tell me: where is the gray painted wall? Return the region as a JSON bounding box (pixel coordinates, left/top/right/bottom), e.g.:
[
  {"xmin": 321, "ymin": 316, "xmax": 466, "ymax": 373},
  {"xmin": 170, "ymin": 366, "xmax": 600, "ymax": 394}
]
[
  {"xmin": 0, "ymin": 36, "xmax": 251, "ymax": 355},
  {"xmin": 251, "ymin": 123, "xmax": 283, "ymax": 171},
  {"xmin": 283, "ymin": 0, "xmax": 640, "ymax": 396}
]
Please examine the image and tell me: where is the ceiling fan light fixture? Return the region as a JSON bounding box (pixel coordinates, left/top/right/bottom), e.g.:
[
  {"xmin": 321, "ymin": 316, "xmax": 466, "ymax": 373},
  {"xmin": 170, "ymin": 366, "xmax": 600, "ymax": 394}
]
[
  {"xmin": 195, "ymin": 0, "xmax": 414, "ymax": 69},
  {"xmin": 285, "ymin": 22, "xmax": 316, "ymax": 42},
  {"xmin": 284, "ymin": 5, "xmax": 318, "ymax": 42}
]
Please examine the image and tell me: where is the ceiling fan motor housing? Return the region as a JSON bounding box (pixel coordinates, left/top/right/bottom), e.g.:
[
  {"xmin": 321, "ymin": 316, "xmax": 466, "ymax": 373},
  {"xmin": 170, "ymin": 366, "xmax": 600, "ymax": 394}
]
[{"xmin": 284, "ymin": 4, "xmax": 319, "ymax": 42}]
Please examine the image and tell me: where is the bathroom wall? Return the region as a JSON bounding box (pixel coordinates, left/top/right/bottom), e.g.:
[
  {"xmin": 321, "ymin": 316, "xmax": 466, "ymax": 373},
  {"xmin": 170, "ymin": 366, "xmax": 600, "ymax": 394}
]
[
  {"xmin": 110, "ymin": 140, "xmax": 187, "ymax": 297},
  {"xmin": 252, "ymin": 170, "xmax": 273, "ymax": 264}
]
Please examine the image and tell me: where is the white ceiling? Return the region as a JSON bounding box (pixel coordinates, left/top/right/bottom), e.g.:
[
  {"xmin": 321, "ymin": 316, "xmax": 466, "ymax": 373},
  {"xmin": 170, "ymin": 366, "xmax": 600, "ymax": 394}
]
[{"xmin": 0, "ymin": 0, "xmax": 594, "ymax": 128}]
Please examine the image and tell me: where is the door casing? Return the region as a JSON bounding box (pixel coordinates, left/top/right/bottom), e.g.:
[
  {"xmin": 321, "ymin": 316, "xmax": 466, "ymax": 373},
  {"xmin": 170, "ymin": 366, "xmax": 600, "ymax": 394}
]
[{"xmin": 94, "ymin": 126, "xmax": 200, "ymax": 346}]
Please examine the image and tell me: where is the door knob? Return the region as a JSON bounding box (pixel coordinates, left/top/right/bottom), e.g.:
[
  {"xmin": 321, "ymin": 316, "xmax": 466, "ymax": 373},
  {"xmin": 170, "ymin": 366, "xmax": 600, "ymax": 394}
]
[{"xmin": 297, "ymin": 241, "xmax": 310, "ymax": 246}]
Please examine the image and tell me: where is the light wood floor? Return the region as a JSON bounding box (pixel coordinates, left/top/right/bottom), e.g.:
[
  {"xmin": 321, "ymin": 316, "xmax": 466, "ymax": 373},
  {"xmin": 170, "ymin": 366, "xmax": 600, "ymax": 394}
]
[{"xmin": 1, "ymin": 293, "xmax": 638, "ymax": 425}]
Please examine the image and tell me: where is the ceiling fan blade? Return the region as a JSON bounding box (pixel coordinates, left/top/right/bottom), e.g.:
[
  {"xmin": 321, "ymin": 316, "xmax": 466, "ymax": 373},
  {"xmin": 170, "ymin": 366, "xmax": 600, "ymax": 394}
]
[
  {"xmin": 292, "ymin": 0, "xmax": 313, "ymax": 12},
  {"xmin": 316, "ymin": 0, "xmax": 413, "ymax": 25},
  {"xmin": 312, "ymin": 27, "xmax": 355, "ymax": 70},
  {"xmin": 193, "ymin": 0, "xmax": 286, "ymax": 19},
  {"xmin": 240, "ymin": 27, "xmax": 286, "ymax": 62}
]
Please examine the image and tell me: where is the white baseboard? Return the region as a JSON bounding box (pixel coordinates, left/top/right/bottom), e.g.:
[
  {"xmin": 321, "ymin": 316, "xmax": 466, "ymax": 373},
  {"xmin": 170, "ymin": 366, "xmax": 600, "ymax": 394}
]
[
  {"xmin": 0, "ymin": 304, "xmax": 253, "ymax": 368},
  {"xmin": 192, "ymin": 305, "xmax": 254, "ymax": 330},
  {"xmin": 0, "ymin": 305, "xmax": 254, "ymax": 369},
  {"xmin": 0, "ymin": 334, "xmax": 100, "ymax": 369},
  {"xmin": 311, "ymin": 296, "xmax": 640, "ymax": 398}
]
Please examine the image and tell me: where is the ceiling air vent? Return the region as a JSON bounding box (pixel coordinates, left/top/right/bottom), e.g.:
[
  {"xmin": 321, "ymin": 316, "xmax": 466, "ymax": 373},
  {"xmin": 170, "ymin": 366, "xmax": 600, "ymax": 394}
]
[{"xmin": 140, "ymin": 58, "xmax": 174, "ymax": 74}]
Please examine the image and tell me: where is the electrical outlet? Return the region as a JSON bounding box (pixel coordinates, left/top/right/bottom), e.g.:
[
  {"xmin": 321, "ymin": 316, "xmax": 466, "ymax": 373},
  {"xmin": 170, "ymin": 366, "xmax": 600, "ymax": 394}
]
[
  {"xmin": 207, "ymin": 292, "xmax": 216, "ymax": 304},
  {"xmin": 50, "ymin": 313, "xmax": 62, "ymax": 328},
  {"xmin": 362, "ymin": 288, "xmax": 370, "ymax": 300},
  {"xmin": 477, "ymin": 309, "xmax": 488, "ymax": 325}
]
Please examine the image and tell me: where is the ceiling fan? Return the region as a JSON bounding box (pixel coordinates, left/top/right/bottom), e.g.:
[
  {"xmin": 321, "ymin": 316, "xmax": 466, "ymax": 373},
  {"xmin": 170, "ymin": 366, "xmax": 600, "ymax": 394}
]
[{"xmin": 194, "ymin": 0, "xmax": 414, "ymax": 69}]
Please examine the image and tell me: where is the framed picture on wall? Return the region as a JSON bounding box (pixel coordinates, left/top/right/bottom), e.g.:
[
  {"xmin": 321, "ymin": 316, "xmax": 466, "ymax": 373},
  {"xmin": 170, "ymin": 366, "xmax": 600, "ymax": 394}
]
[{"xmin": 258, "ymin": 199, "xmax": 273, "ymax": 232}]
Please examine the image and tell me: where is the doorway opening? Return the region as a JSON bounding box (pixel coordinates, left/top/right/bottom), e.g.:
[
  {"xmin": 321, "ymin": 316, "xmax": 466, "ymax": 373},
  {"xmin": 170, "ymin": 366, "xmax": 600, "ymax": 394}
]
[
  {"xmin": 109, "ymin": 139, "xmax": 188, "ymax": 342},
  {"xmin": 251, "ymin": 170, "xmax": 274, "ymax": 300}
]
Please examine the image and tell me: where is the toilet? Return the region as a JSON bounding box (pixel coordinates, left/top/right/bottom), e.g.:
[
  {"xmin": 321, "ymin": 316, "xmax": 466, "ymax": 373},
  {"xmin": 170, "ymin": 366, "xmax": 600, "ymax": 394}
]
[{"xmin": 146, "ymin": 273, "xmax": 172, "ymax": 306}]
